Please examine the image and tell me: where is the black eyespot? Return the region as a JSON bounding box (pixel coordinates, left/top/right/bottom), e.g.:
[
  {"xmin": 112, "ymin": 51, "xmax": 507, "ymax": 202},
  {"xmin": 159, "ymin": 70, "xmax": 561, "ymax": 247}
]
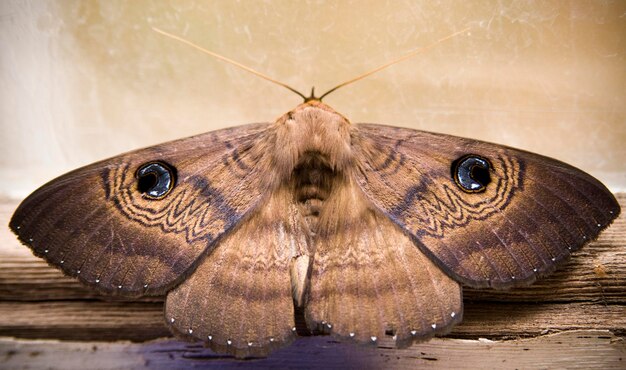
[
  {"xmin": 136, "ymin": 161, "xmax": 176, "ymax": 199},
  {"xmin": 452, "ymin": 155, "xmax": 492, "ymax": 193}
]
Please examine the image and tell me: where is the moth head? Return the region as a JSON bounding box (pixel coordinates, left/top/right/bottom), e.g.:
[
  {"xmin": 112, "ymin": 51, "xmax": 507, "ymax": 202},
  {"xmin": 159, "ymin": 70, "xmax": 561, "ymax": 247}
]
[
  {"xmin": 273, "ymin": 101, "xmax": 354, "ymax": 178},
  {"xmin": 451, "ymin": 154, "xmax": 492, "ymax": 193},
  {"xmin": 135, "ymin": 161, "xmax": 177, "ymax": 199}
]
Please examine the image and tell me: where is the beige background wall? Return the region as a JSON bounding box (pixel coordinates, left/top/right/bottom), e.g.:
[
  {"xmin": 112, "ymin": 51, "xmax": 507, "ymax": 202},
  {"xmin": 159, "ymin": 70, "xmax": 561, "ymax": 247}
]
[{"xmin": 1, "ymin": 0, "xmax": 625, "ymax": 199}]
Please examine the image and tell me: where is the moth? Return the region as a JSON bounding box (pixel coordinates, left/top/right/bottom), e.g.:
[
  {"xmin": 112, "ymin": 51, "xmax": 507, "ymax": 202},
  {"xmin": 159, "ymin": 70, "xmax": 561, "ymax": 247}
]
[{"xmin": 10, "ymin": 28, "xmax": 620, "ymax": 358}]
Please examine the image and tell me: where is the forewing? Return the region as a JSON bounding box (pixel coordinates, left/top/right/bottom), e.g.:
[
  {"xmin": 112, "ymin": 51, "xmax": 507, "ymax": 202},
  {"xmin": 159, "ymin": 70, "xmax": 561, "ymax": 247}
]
[
  {"xmin": 353, "ymin": 124, "xmax": 620, "ymax": 289},
  {"xmin": 306, "ymin": 178, "xmax": 462, "ymax": 347},
  {"xmin": 10, "ymin": 123, "xmax": 274, "ymax": 296},
  {"xmin": 165, "ymin": 186, "xmax": 308, "ymax": 358}
]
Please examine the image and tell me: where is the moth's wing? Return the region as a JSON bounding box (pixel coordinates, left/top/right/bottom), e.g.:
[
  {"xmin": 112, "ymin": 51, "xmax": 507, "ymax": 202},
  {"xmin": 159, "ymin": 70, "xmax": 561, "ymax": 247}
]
[
  {"xmin": 352, "ymin": 124, "xmax": 620, "ymax": 289},
  {"xmin": 306, "ymin": 178, "xmax": 463, "ymax": 346},
  {"xmin": 10, "ymin": 123, "xmax": 274, "ymax": 296},
  {"xmin": 165, "ymin": 187, "xmax": 308, "ymax": 358}
]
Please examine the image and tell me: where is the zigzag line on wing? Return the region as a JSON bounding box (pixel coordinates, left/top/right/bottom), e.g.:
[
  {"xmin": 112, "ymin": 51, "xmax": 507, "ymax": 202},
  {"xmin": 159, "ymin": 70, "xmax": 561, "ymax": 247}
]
[
  {"xmin": 113, "ymin": 187, "xmax": 228, "ymax": 242},
  {"xmin": 411, "ymin": 155, "xmax": 521, "ymax": 238},
  {"xmin": 107, "ymin": 164, "xmax": 240, "ymax": 243},
  {"xmin": 235, "ymin": 240, "xmax": 291, "ymax": 271},
  {"xmin": 165, "ymin": 190, "xmax": 226, "ymax": 239}
]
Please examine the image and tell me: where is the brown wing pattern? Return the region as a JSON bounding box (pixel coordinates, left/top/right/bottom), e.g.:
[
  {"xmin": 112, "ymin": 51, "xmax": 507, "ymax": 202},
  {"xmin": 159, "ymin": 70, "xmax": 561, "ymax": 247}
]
[
  {"xmin": 165, "ymin": 186, "xmax": 308, "ymax": 358},
  {"xmin": 10, "ymin": 123, "xmax": 274, "ymax": 296},
  {"xmin": 306, "ymin": 177, "xmax": 463, "ymax": 347},
  {"xmin": 353, "ymin": 124, "xmax": 620, "ymax": 289}
]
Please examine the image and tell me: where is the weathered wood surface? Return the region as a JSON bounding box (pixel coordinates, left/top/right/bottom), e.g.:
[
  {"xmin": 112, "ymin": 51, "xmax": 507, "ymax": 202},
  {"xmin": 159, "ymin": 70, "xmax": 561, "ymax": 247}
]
[
  {"xmin": 2, "ymin": 331, "xmax": 624, "ymax": 370},
  {"xmin": 0, "ymin": 195, "xmax": 625, "ymax": 368}
]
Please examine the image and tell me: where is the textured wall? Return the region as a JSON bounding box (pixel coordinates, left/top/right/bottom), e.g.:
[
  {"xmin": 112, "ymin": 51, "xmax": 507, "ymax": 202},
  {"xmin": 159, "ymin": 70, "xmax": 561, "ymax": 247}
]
[{"xmin": 2, "ymin": 0, "xmax": 625, "ymax": 198}]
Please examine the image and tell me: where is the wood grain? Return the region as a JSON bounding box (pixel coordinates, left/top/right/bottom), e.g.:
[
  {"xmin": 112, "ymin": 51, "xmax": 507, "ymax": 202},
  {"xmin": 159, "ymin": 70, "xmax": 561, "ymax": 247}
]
[
  {"xmin": 1, "ymin": 195, "xmax": 625, "ymax": 367},
  {"xmin": 1, "ymin": 331, "xmax": 623, "ymax": 370}
]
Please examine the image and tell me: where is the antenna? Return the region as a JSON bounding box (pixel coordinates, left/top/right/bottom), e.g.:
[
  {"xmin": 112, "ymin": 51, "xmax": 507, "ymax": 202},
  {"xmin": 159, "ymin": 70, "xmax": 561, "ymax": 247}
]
[
  {"xmin": 318, "ymin": 27, "xmax": 471, "ymax": 100},
  {"xmin": 153, "ymin": 27, "xmax": 471, "ymax": 102},
  {"xmin": 152, "ymin": 27, "xmax": 308, "ymax": 100}
]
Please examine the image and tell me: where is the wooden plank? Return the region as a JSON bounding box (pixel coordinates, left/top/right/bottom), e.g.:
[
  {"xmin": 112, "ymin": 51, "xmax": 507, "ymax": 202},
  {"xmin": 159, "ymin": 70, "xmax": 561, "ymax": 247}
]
[
  {"xmin": 1, "ymin": 330, "xmax": 624, "ymax": 369},
  {"xmin": 2, "ymin": 242, "xmax": 623, "ymax": 303},
  {"xmin": 0, "ymin": 300, "xmax": 623, "ymax": 342}
]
